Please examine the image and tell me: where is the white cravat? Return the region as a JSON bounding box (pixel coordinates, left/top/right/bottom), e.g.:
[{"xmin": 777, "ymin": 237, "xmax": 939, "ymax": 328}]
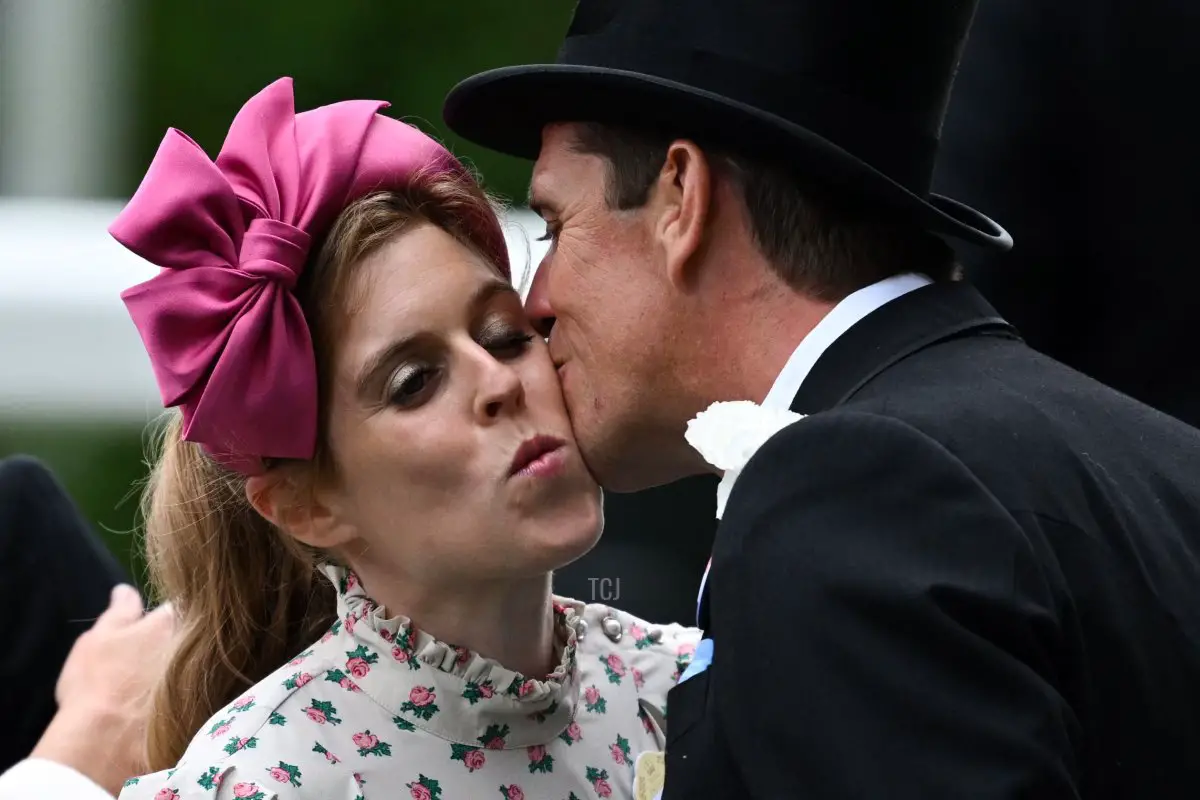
[{"xmin": 697, "ymin": 273, "xmax": 932, "ymax": 615}]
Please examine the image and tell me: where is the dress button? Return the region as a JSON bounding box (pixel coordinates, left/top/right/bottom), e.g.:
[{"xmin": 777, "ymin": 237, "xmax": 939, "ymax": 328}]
[
  {"xmin": 601, "ymin": 616, "xmax": 623, "ymax": 642},
  {"xmin": 577, "ymin": 620, "xmax": 589, "ymax": 638}
]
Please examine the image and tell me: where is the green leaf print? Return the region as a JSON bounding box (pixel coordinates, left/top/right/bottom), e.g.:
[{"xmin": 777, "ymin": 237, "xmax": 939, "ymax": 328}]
[
  {"xmin": 450, "ymin": 742, "xmax": 486, "ymax": 772},
  {"xmin": 393, "ymin": 715, "xmax": 417, "ymax": 732},
  {"xmin": 268, "ymin": 710, "xmax": 288, "ymax": 727},
  {"xmin": 205, "ymin": 718, "xmax": 233, "ymax": 738},
  {"xmin": 345, "ymin": 644, "xmax": 380, "ymax": 665},
  {"xmin": 196, "ymin": 767, "xmax": 220, "ymax": 790},
  {"xmin": 324, "ymin": 668, "xmax": 361, "ymax": 692},
  {"xmin": 583, "ymin": 686, "xmax": 607, "ymax": 714},
  {"xmin": 527, "ymin": 744, "xmax": 555, "ymax": 774},
  {"xmin": 312, "ymin": 742, "xmax": 341, "ymax": 764},
  {"xmin": 222, "ymin": 735, "xmax": 258, "ymax": 755},
  {"xmin": 266, "ymin": 761, "xmax": 302, "ymax": 787},
  {"xmin": 462, "ymin": 679, "xmax": 497, "ymax": 705},
  {"xmin": 527, "ymin": 700, "xmax": 559, "ymax": 723},
  {"xmin": 477, "ymin": 723, "xmax": 510, "ymax": 750},
  {"xmin": 612, "ymin": 734, "xmax": 632, "ymax": 766},
  {"xmin": 353, "ymin": 730, "xmax": 393, "ymax": 758},
  {"xmin": 303, "ymin": 698, "xmax": 342, "ymax": 725},
  {"xmin": 399, "ymin": 686, "xmax": 440, "ymax": 721},
  {"xmin": 406, "ymin": 774, "xmax": 443, "ymax": 800}
]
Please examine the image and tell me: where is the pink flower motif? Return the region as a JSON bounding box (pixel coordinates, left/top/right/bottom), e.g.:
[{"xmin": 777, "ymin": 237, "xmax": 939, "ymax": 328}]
[
  {"xmin": 323, "ymin": 750, "xmax": 339, "ymax": 763},
  {"xmin": 484, "ymin": 736, "xmax": 506, "ymax": 751},
  {"xmin": 344, "ymin": 614, "xmax": 357, "ymax": 635},
  {"xmin": 232, "ymin": 784, "xmax": 258, "ymax": 799},
  {"xmin": 352, "ymin": 731, "xmax": 379, "ymax": 749},
  {"xmin": 288, "ymin": 656, "xmax": 306, "ymax": 666},
  {"xmin": 320, "ymin": 631, "xmax": 335, "ymax": 644},
  {"xmin": 517, "ymin": 679, "xmax": 537, "ymax": 698},
  {"xmin": 629, "ymin": 623, "xmax": 646, "ymax": 640},
  {"xmin": 345, "ymin": 572, "xmax": 359, "ymax": 590},
  {"xmin": 154, "ymin": 789, "xmax": 179, "ymax": 800},
  {"xmin": 478, "ymin": 683, "xmax": 495, "ymax": 699},
  {"xmin": 379, "ymin": 628, "xmax": 395, "ymax": 642},
  {"xmin": 237, "ymin": 738, "xmax": 251, "ymax": 750},
  {"xmin": 347, "ymin": 657, "xmax": 371, "ymax": 678},
  {"xmin": 632, "ymin": 668, "xmax": 645, "ymax": 689},
  {"xmin": 210, "ymin": 724, "xmax": 230, "ymax": 738},
  {"xmin": 305, "ymin": 707, "xmax": 327, "ymax": 724},
  {"xmin": 409, "ymin": 686, "xmax": 435, "ymax": 707},
  {"xmin": 605, "ymin": 654, "xmax": 627, "ymax": 675},
  {"xmin": 338, "ymin": 677, "xmax": 360, "ymax": 692},
  {"xmin": 611, "ymin": 743, "xmax": 627, "ymax": 765},
  {"xmin": 594, "ymin": 778, "xmax": 613, "ymax": 797},
  {"xmin": 409, "ymin": 784, "xmax": 432, "ymax": 800},
  {"xmin": 503, "ymin": 785, "xmax": 525, "ymax": 800},
  {"xmin": 677, "ymin": 642, "xmax": 696, "ymax": 658},
  {"xmin": 464, "ymin": 749, "xmax": 486, "ymax": 771},
  {"xmin": 295, "ymin": 672, "xmax": 313, "ymax": 687},
  {"xmin": 392, "ymin": 646, "xmax": 410, "ymax": 663},
  {"xmin": 268, "ymin": 767, "xmax": 290, "ymax": 784},
  {"xmin": 455, "ymin": 646, "xmax": 471, "ymax": 666},
  {"xmin": 584, "ymin": 686, "xmax": 601, "ymax": 705},
  {"xmin": 565, "ymin": 721, "xmax": 582, "ymax": 741},
  {"xmin": 527, "ymin": 745, "xmax": 546, "ymax": 763}
]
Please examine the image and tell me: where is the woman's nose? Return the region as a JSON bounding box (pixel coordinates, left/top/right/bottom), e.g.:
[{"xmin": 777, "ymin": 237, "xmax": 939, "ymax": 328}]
[{"xmin": 475, "ymin": 358, "xmax": 525, "ymax": 421}]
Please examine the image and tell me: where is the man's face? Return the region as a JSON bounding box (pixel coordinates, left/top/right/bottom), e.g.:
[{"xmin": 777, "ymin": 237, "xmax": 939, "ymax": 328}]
[{"xmin": 525, "ymin": 124, "xmax": 690, "ymax": 491}]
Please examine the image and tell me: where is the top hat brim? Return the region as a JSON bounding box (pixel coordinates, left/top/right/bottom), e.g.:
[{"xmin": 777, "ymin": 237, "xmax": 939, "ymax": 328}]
[{"xmin": 444, "ymin": 64, "xmax": 1012, "ymax": 251}]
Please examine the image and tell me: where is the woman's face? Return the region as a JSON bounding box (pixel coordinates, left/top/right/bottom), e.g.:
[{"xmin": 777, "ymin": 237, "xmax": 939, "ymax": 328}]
[{"xmin": 318, "ymin": 223, "xmax": 602, "ymax": 585}]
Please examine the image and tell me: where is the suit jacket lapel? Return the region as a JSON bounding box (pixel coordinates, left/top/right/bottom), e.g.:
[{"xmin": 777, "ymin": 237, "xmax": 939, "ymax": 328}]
[
  {"xmin": 697, "ymin": 282, "xmax": 1018, "ymax": 634},
  {"xmin": 789, "ymin": 281, "xmax": 1020, "ymax": 414}
]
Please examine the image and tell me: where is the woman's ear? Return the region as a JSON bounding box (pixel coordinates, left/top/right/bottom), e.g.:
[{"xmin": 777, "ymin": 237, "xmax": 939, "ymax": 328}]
[{"xmin": 244, "ymin": 470, "xmax": 354, "ymax": 550}]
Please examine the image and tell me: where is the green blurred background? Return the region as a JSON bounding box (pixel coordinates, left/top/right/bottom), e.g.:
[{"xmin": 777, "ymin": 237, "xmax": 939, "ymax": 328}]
[{"xmin": 0, "ymin": 0, "xmax": 574, "ymax": 586}]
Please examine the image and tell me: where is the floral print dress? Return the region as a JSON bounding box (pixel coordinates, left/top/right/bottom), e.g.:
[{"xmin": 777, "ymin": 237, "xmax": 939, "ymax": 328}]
[{"xmin": 120, "ymin": 565, "xmax": 700, "ymax": 800}]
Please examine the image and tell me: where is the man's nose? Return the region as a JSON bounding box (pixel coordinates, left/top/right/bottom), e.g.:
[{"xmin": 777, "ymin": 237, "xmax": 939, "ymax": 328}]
[{"xmin": 523, "ymin": 264, "xmax": 556, "ymax": 337}]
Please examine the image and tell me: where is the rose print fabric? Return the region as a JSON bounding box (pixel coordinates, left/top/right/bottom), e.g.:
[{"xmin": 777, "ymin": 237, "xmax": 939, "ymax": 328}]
[{"xmin": 120, "ymin": 565, "xmax": 700, "ymax": 800}]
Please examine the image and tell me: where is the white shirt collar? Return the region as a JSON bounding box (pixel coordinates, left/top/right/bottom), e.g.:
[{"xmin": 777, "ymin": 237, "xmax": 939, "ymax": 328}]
[
  {"xmin": 709, "ymin": 272, "xmax": 932, "ymax": 522},
  {"xmin": 760, "ymin": 272, "xmax": 933, "ymax": 411}
]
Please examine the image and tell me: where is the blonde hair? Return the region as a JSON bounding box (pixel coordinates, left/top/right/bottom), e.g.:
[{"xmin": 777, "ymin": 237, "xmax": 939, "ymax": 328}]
[{"xmin": 142, "ymin": 166, "xmax": 506, "ymax": 770}]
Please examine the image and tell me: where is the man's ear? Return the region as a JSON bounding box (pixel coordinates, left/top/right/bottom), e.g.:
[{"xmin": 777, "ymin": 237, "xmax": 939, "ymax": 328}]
[
  {"xmin": 244, "ymin": 469, "xmax": 354, "ymax": 550},
  {"xmin": 654, "ymin": 140, "xmax": 713, "ymax": 290}
]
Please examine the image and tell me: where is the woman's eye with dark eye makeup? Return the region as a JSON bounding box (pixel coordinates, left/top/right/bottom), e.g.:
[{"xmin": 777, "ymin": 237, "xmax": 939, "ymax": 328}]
[
  {"xmin": 387, "ymin": 363, "xmax": 438, "ymax": 407},
  {"xmin": 479, "ymin": 318, "xmax": 535, "ymax": 357}
]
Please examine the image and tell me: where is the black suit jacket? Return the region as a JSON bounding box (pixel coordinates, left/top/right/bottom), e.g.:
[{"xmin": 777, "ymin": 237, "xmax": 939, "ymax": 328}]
[
  {"xmin": 663, "ymin": 283, "xmax": 1200, "ymax": 798},
  {"xmin": 0, "ymin": 456, "xmax": 130, "ymax": 766}
]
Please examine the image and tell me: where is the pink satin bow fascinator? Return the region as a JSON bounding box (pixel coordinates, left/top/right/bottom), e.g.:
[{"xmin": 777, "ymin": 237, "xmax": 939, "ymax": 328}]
[{"xmin": 111, "ymin": 77, "xmax": 508, "ymax": 475}]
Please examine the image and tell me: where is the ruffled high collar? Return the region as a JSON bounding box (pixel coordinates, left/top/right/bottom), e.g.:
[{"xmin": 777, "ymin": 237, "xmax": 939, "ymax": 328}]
[{"xmin": 314, "ymin": 563, "xmax": 584, "ymax": 748}]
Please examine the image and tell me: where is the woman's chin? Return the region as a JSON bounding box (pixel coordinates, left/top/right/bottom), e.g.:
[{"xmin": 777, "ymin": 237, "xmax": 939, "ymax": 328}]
[{"xmin": 523, "ymin": 505, "xmax": 605, "ymax": 574}]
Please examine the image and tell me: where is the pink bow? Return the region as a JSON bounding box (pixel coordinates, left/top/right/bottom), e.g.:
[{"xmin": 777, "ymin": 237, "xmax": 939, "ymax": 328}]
[{"xmin": 111, "ymin": 78, "xmax": 507, "ymax": 474}]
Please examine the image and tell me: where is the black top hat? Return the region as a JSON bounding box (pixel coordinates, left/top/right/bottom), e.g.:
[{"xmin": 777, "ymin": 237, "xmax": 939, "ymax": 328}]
[{"xmin": 444, "ymin": 0, "xmax": 1011, "ymax": 250}]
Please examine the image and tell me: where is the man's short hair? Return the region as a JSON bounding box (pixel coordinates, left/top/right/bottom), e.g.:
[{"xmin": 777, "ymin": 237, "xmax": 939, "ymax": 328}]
[{"xmin": 571, "ymin": 122, "xmax": 958, "ymax": 300}]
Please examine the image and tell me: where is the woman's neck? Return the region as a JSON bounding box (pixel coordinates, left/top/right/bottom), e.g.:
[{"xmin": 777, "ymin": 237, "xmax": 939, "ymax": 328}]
[{"xmin": 354, "ymin": 566, "xmax": 559, "ymax": 679}]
